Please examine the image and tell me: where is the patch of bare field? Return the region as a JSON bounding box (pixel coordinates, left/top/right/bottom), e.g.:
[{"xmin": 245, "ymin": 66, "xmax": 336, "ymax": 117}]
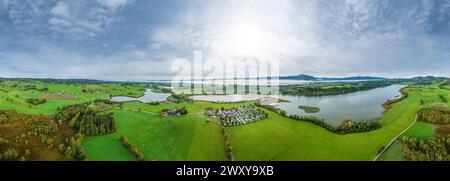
[
  {"xmin": 40, "ymin": 93, "xmax": 77, "ymax": 100},
  {"xmin": 435, "ymin": 124, "xmax": 450, "ymax": 136},
  {"xmin": 259, "ymin": 97, "xmax": 289, "ymax": 105}
]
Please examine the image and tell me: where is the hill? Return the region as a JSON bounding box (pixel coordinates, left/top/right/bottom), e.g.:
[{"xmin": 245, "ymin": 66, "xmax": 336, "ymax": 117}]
[{"xmin": 279, "ymin": 74, "xmax": 387, "ymax": 81}]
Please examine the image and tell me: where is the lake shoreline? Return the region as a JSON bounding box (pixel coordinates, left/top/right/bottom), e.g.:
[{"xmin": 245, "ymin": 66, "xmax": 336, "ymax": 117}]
[
  {"xmin": 111, "ymin": 89, "xmax": 171, "ymax": 103},
  {"xmin": 190, "ymin": 85, "xmax": 406, "ymax": 126}
]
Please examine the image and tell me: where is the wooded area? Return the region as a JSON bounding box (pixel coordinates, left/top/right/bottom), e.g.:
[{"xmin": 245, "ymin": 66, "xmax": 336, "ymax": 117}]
[
  {"xmin": 402, "ymin": 136, "xmax": 450, "ymax": 161},
  {"xmin": 417, "ymin": 107, "xmax": 450, "ymax": 124},
  {"xmin": 56, "ymin": 103, "xmax": 115, "ymax": 136}
]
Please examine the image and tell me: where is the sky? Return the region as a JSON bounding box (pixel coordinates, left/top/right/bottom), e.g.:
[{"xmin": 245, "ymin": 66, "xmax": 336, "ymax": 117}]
[{"xmin": 0, "ymin": 0, "xmax": 449, "ymax": 81}]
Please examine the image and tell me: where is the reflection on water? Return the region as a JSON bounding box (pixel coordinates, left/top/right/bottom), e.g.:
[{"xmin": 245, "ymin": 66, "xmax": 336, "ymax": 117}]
[
  {"xmin": 111, "ymin": 89, "xmax": 171, "ymax": 103},
  {"xmin": 190, "ymin": 94, "xmax": 266, "ymax": 102},
  {"xmin": 191, "ymin": 85, "xmax": 406, "ymax": 126}
]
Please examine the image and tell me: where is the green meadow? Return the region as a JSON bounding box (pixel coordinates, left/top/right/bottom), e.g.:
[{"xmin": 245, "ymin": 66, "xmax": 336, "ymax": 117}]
[
  {"xmin": 0, "ymin": 81, "xmax": 145, "ymax": 115},
  {"xmin": 1, "ymin": 80, "xmax": 449, "ymax": 161},
  {"xmin": 378, "ymin": 83, "xmax": 449, "ymax": 161}
]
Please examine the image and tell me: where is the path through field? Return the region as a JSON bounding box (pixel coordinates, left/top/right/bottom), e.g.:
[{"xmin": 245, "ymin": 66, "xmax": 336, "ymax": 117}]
[{"xmin": 372, "ymin": 114, "xmax": 417, "ymax": 161}]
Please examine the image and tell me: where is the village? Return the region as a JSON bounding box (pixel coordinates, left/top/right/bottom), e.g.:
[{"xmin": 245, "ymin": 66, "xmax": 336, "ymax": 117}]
[{"xmin": 204, "ymin": 105, "xmax": 268, "ymax": 127}]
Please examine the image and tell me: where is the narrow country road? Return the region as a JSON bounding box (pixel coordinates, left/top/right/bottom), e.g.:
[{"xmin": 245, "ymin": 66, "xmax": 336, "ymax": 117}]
[{"xmin": 372, "ymin": 114, "xmax": 418, "ymax": 161}]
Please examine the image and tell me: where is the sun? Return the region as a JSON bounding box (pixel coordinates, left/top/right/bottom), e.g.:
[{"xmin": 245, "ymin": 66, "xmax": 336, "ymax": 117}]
[{"xmin": 212, "ymin": 21, "xmax": 280, "ymax": 58}]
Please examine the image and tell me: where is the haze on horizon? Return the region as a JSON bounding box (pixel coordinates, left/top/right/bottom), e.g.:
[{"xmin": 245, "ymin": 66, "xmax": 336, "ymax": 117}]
[{"xmin": 1, "ymin": 0, "xmax": 449, "ymax": 81}]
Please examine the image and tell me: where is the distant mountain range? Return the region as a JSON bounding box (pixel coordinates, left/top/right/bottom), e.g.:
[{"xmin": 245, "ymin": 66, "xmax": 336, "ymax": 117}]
[
  {"xmin": 278, "ymin": 74, "xmax": 387, "ymax": 81},
  {"xmin": 155, "ymin": 74, "xmax": 388, "ymax": 82}
]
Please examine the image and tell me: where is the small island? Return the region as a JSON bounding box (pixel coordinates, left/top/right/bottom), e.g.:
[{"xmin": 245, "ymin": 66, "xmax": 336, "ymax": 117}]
[{"xmin": 298, "ymin": 105, "xmax": 320, "ymax": 113}]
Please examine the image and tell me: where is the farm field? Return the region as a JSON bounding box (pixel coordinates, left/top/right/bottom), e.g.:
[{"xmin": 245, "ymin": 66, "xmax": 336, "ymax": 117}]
[
  {"xmin": 1, "ymin": 80, "xmax": 449, "ymax": 161},
  {"xmin": 83, "ymin": 82, "xmax": 449, "ymax": 161},
  {"xmin": 378, "ymin": 83, "xmax": 449, "ymax": 161},
  {"xmin": 0, "ymin": 81, "xmax": 146, "ymax": 115}
]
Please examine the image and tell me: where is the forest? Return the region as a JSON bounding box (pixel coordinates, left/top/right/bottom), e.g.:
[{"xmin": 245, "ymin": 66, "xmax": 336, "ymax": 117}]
[
  {"xmin": 279, "ymin": 76, "xmax": 448, "ymax": 97},
  {"xmin": 279, "ymin": 81, "xmax": 392, "ymax": 96},
  {"xmin": 417, "ymin": 107, "xmax": 450, "ymax": 124},
  {"xmin": 55, "ymin": 103, "xmax": 115, "ymax": 136},
  {"xmin": 402, "ymin": 136, "xmax": 450, "ymax": 161}
]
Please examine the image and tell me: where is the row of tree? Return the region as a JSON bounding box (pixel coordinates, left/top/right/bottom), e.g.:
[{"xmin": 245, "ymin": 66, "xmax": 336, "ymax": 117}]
[
  {"xmin": 402, "ymin": 136, "xmax": 450, "ymax": 161},
  {"xmin": 119, "ymin": 134, "xmax": 146, "ymax": 161},
  {"xmin": 254, "ymin": 102, "xmax": 380, "ymax": 134},
  {"xmin": 288, "ymin": 114, "xmax": 380, "ymax": 134},
  {"xmin": 221, "ymin": 126, "xmax": 234, "ymax": 161},
  {"xmin": 56, "ymin": 103, "xmax": 115, "ymax": 136}
]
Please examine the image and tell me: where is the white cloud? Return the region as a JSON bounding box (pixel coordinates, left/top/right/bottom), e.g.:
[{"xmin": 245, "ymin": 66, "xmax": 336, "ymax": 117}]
[
  {"xmin": 0, "ymin": 46, "xmax": 175, "ymax": 80},
  {"xmin": 50, "ymin": 1, "xmax": 70, "ymax": 18},
  {"xmin": 1, "ymin": 0, "xmax": 449, "ymax": 79},
  {"xmin": 0, "ymin": 0, "xmax": 9, "ymax": 9},
  {"xmin": 150, "ymin": 0, "xmax": 321, "ymax": 61},
  {"xmin": 145, "ymin": 0, "xmax": 450, "ymax": 78},
  {"xmin": 48, "ymin": 17, "xmax": 72, "ymax": 27},
  {"xmin": 46, "ymin": 0, "xmax": 133, "ymax": 39},
  {"xmin": 98, "ymin": 0, "xmax": 130, "ymax": 10}
]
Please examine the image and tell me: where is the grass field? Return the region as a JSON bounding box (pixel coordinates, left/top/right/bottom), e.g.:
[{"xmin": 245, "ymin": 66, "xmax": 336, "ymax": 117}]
[
  {"xmin": 403, "ymin": 121, "xmax": 434, "ymax": 140},
  {"xmin": 378, "ymin": 141, "xmax": 406, "ymax": 161},
  {"xmin": 82, "ymin": 102, "xmax": 250, "ymax": 161},
  {"xmin": 218, "ymin": 84, "xmax": 446, "ymax": 160},
  {"xmin": 1, "ymin": 80, "xmax": 449, "ymax": 161},
  {"xmin": 0, "ymin": 81, "xmax": 146, "ymax": 115},
  {"xmin": 83, "ymin": 85, "xmax": 437, "ymax": 161},
  {"xmin": 378, "ymin": 122, "xmax": 434, "ymax": 161},
  {"xmin": 377, "ymin": 83, "xmax": 449, "ymax": 161}
]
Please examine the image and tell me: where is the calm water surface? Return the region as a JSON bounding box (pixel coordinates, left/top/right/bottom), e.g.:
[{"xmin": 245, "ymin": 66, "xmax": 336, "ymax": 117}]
[
  {"xmin": 191, "ymin": 85, "xmax": 406, "ymax": 126},
  {"xmin": 111, "ymin": 89, "xmax": 171, "ymax": 103}
]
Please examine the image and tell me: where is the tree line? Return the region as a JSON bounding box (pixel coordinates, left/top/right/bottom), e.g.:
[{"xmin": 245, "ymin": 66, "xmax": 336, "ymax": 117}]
[
  {"xmin": 119, "ymin": 134, "xmax": 146, "ymax": 161},
  {"xmin": 221, "ymin": 126, "xmax": 234, "ymax": 161},
  {"xmin": 288, "ymin": 114, "xmax": 380, "ymax": 134},
  {"xmin": 254, "ymin": 102, "xmax": 380, "ymax": 134},
  {"xmin": 280, "ymin": 81, "xmax": 392, "ymax": 97}
]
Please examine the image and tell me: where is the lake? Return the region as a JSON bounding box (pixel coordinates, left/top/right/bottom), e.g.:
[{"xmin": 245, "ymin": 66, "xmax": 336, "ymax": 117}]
[
  {"xmin": 111, "ymin": 89, "xmax": 171, "ymax": 103},
  {"xmin": 191, "ymin": 85, "xmax": 406, "ymax": 126}
]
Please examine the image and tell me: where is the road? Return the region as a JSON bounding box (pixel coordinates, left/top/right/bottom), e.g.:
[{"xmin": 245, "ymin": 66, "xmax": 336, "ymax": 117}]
[{"xmin": 372, "ymin": 114, "xmax": 417, "ymax": 161}]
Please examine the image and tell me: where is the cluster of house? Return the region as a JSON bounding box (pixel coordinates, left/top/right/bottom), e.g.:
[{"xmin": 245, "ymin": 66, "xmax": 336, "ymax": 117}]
[
  {"xmin": 160, "ymin": 107, "xmax": 188, "ymax": 116},
  {"xmin": 204, "ymin": 105, "xmax": 267, "ymax": 127}
]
